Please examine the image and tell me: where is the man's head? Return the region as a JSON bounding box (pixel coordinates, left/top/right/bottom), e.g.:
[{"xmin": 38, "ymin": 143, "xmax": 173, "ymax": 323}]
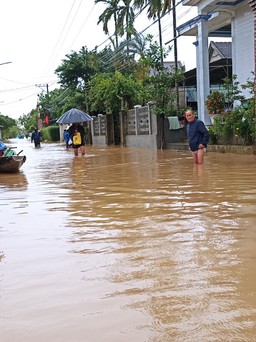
[{"xmin": 185, "ymin": 110, "xmax": 195, "ymax": 123}]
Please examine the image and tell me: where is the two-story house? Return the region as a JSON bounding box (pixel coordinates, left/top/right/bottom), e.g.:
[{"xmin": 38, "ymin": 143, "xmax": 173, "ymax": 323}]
[{"xmin": 177, "ymin": 0, "xmax": 253, "ymax": 124}]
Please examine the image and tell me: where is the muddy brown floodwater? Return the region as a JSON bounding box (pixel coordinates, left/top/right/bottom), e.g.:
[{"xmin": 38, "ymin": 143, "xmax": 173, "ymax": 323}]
[{"xmin": 1, "ymin": 138, "xmax": 256, "ymax": 342}]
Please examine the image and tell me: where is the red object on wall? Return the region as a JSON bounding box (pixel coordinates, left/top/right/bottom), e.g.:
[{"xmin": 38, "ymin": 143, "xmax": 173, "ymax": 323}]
[{"xmin": 45, "ymin": 116, "xmax": 49, "ymax": 125}]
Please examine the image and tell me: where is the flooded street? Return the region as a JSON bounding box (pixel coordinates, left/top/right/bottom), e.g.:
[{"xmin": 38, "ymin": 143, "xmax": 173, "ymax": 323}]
[{"xmin": 1, "ymin": 138, "xmax": 256, "ymax": 342}]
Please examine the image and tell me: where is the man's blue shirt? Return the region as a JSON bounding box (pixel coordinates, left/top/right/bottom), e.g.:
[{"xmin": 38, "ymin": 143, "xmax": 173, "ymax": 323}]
[{"xmin": 186, "ymin": 119, "xmax": 210, "ymax": 152}]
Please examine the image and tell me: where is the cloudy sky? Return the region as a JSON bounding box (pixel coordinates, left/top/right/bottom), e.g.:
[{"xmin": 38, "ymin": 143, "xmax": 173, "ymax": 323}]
[{"xmin": 0, "ymin": 0, "xmax": 211, "ymax": 121}]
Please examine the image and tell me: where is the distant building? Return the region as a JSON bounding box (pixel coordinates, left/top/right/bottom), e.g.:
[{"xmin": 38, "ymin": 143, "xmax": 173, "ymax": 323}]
[
  {"xmin": 150, "ymin": 61, "xmax": 184, "ymax": 75},
  {"xmin": 184, "ymin": 41, "xmax": 232, "ymax": 109}
]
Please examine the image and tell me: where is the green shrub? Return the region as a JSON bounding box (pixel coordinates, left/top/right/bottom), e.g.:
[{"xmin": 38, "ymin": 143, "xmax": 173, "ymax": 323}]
[
  {"xmin": 41, "ymin": 125, "xmax": 60, "ymax": 142},
  {"xmin": 207, "ymin": 126, "xmax": 217, "ymax": 144},
  {"xmin": 210, "ymin": 104, "xmax": 255, "ymax": 145}
]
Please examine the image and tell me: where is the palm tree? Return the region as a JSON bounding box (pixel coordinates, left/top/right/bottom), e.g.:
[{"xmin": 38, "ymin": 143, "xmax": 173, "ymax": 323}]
[
  {"xmin": 133, "ymin": 0, "xmax": 172, "ymax": 65},
  {"xmin": 133, "ymin": 1, "xmax": 172, "ymax": 19},
  {"xmin": 125, "ymin": 33, "xmax": 152, "ymax": 58},
  {"xmin": 133, "ymin": 0, "xmax": 179, "ymax": 109},
  {"xmin": 95, "ymin": 0, "xmax": 120, "ymax": 49},
  {"xmin": 116, "ymin": 0, "xmax": 137, "ymax": 56}
]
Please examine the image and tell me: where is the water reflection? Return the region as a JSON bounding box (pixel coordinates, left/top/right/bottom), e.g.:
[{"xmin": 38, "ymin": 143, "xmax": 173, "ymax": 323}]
[
  {"xmin": 1, "ymin": 142, "xmax": 256, "ymax": 341},
  {"xmin": 0, "ymin": 172, "xmax": 27, "ymax": 189}
]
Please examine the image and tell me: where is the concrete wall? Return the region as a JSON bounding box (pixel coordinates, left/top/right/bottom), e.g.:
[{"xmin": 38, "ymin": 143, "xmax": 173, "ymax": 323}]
[
  {"xmin": 90, "ymin": 115, "xmax": 105, "ymax": 145},
  {"xmin": 207, "ymin": 144, "xmax": 253, "ymax": 154},
  {"xmin": 89, "ymin": 107, "xmax": 187, "ymax": 149},
  {"xmin": 90, "ymin": 114, "xmax": 114, "ymax": 146},
  {"xmin": 121, "ymin": 106, "xmax": 187, "ymax": 149},
  {"xmin": 124, "ymin": 106, "xmax": 159, "ymax": 149},
  {"xmin": 91, "ymin": 134, "xmax": 106, "ymax": 145},
  {"xmin": 119, "ymin": 105, "xmax": 160, "ymax": 149}
]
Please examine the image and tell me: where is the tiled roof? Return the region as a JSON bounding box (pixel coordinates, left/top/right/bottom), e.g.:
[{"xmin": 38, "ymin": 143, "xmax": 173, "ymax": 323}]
[
  {"xmin": 184, "ymin": 41, "xmax": 232, "ymax": 86},
  {"xmin": 210, "ymin": 41, "xmax": 232, "ymax": 59},
  {"xmin": 248, "ymin": 0, "xmax": 256, "ymax": 11}
]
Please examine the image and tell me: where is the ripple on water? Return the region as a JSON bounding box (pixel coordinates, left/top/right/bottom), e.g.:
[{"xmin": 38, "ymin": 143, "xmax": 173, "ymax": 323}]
[{"xmin": 1, "ymin": 142, "xmax": 256, "ymax": 341}]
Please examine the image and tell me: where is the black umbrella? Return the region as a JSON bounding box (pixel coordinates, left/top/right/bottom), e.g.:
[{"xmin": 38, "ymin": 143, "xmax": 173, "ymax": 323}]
[{"xmin": 56, "ymin": 108, "xmax": 93, "ymax": 124}]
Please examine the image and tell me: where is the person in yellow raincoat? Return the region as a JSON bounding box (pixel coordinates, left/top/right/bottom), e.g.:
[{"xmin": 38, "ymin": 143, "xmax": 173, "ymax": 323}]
[{"xmin": 67, "ymin": 123, "xmax": 85, "ymax": 156}]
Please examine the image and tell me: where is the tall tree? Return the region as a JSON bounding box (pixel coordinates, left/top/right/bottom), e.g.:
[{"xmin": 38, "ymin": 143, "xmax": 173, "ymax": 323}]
[
  {"xmin": 95, "ymin": 0, "xmax": 138, "ymax": 71},
  {"xmin": 133, "ymin": 0, "xmax": 179, "ymax": 108},
  {"xmin": 116, "ymin": 0, "xmax": 137, "ymax": 55},
  {"xmin": 133, "ymin": 0, "xmax": 171, "ymax": 13},
  {"xmin": 95, "ymin": 0, "xmax": 120, "ymax": 49},
  {"xmin": 133, "ymin": 0, "xmax": 172, "ymax": 62},
  {"xmin": 119, "ymin": 33, "xmax": 152, "ymax": 59},
  {"xmin": 0, "ymin": 114, "xmax": 20, "ymax": 139},
  {"xmin": 55, "ymin": 46, "xmax": 101, "ymax": 111},
  {"xmin": 55, "ymin": 47, "xmax": 98, "ymax": 89}
]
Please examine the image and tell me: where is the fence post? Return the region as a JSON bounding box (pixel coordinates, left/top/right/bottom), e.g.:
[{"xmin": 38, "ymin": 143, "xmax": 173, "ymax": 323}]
[
  {"xmin": 147, "ymin": 103, "xmax": 152, "ymax": 135},
  {"xmin": 106, "ymin": 114, "xmax": 114, "ymax": 145},
  {"xmin": 134, "ymin": 105, "xmax": 141, "ymax": 135},
  {"xmin": 119, "ymin": 110, "xmax": 127, "ymax": 147}
]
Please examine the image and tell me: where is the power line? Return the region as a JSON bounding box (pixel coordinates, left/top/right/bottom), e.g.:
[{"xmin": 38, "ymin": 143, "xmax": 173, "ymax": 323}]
[
  {"xmin": 1, "ymin": 2, "xmax": 200, "ymax": 111},
  {"xmin": 42, "ymin": 0, "xmax": 82, "ymax": 77}
]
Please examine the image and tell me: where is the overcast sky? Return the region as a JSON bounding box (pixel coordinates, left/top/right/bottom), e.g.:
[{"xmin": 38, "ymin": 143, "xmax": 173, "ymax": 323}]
[{"xmin": 0, "ymin": 0, "xmax": 225, "ymax": 121}]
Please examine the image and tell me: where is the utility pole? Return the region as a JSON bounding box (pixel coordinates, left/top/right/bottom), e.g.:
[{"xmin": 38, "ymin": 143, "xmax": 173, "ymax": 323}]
[
  {"xmin": 248, "ymin": 0, "xmax": 256, "ymax": 149},
  {"xmin": 157, "ymin": 11, "xmax": 164, "ymax": 66},
  {"xmin": 172, "ymin": 0, "xmax": 179, "ymax": 112},
  {"xmin": 35, "ymin": 83, "xmax": 50, "ymax": 128},
  {"xmin": 0, "ymin": 61, "xmax": 12, "ymax": 66},
  {"xmin": 35, "ymin": 83, "xmax": 49, "ymax": 94}
]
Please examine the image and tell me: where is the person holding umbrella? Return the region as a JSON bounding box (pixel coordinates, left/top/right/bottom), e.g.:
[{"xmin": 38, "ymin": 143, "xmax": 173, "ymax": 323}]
[
  {"xmin": 56, "ymin": 108, "xmax": 92, "ymax": 155},
  {"xmin": 68, "ymin": 123, "xmax": 86, "ymax": 156}
]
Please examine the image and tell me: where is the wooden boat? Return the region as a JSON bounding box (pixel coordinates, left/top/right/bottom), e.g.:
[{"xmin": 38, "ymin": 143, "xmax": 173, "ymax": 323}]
[
  {"xmin": 0, "ymin": 155, "xmax": 26, "ymax": 173},
  {"xmin": 0, "ymin": 148, "xmax": 26, "ymax": 173}
]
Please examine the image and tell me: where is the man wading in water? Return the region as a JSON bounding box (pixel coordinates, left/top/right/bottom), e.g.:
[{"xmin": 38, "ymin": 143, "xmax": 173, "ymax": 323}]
[
  {"xmin": 185, "ymin": 109, "xmax": 210, "ymax": 164},
  {"xmin": 31, "ymin": 128, "xmax": 41, "ymax": 148}
]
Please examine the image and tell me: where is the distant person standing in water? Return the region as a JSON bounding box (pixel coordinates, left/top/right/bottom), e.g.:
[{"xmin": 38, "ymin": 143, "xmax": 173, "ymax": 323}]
[
  {"xmin": 68, "ymin": 123, "xmax": 85, "ymax": 156},
  {"xmin": 63, "ymin": 129, "xmax": 70, "ymax": 149},
  {"xmin": 31, "ymin": 128, "xmax": 41, "ymax": 148},
  {"xmin": 185, "ymin": 109, "xmax": 210, "ymax": 164}
]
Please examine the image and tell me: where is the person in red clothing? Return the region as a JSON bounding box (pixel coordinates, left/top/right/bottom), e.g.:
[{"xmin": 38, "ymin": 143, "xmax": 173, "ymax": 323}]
[{"xmin": 185, "ymin": 109, "xmax": 210, "ymax": 164}]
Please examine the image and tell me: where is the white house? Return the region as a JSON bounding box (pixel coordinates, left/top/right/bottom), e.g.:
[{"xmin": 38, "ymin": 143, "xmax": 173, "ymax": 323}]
[{"xmin": 178, "ymin": 0, "xmax": 254, "ymax": 124}]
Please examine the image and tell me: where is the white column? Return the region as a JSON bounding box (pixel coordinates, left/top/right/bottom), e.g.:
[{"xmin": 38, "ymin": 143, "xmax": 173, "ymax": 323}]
[
  {"xmin": 59, "ymin": 125, "xmax": 64, "ymax": 142},
  {"xmin": 196, "ymin": 17, "xmax": 211, "ymax": 125},
  {"xmin": 194, "ymin": 40, "xmax": 201, "ymax": 114}
]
